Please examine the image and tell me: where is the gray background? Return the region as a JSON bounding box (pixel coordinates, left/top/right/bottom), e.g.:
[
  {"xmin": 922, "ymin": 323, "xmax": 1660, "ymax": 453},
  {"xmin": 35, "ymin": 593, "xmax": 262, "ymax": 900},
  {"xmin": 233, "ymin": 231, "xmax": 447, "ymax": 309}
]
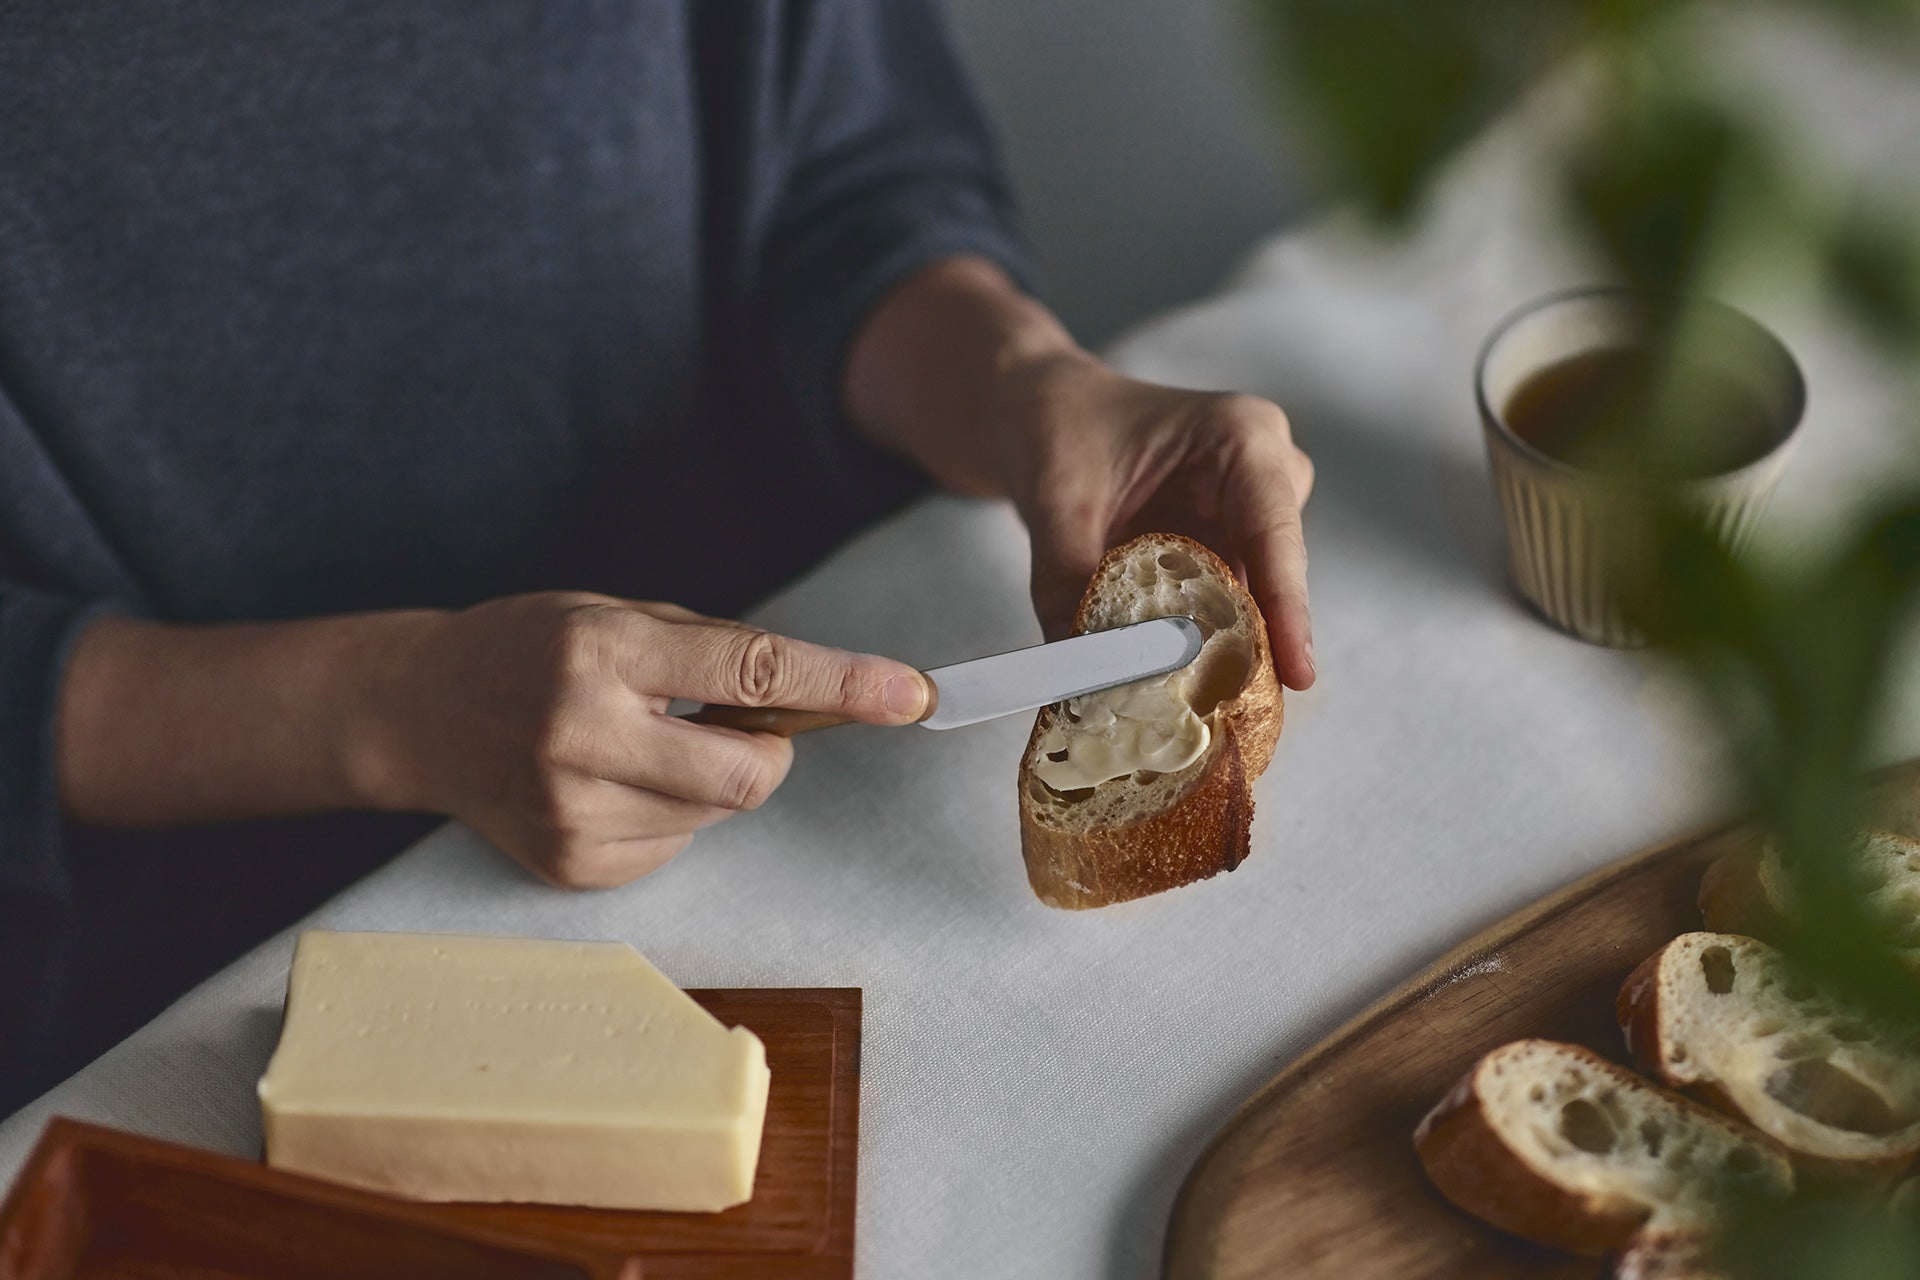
[{"xmin": 943, "ymin": 0, "xmax": 1305, "ymax": 348}]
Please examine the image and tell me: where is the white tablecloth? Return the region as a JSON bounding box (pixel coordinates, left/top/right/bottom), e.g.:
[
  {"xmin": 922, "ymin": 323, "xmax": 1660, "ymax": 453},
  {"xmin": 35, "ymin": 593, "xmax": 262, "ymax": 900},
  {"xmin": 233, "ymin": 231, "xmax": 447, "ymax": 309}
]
[{"xmin": 7, "ymin": 82, "xmax": 1920, "ymax": 1280}]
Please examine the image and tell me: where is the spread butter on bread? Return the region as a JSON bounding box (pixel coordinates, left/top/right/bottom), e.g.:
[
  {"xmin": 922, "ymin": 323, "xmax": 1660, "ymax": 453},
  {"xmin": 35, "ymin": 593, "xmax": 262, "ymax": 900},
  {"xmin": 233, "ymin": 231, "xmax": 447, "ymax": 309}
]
[
  {"xmin": 1618, "ymin": 931, "xmax": 1920, "ymax": 1176},
  {"xmin": 1414, "ymin": 1039, "xmax": 1791, "ymax": 1256},
  {"xmin": 1016, "ymin": 534, "xmax": 1280, "ymax": 909}
]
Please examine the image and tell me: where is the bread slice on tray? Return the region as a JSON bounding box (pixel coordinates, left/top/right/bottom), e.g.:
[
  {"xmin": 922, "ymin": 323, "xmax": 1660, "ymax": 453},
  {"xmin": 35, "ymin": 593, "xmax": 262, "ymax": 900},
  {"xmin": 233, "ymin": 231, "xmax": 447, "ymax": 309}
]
[
  {"xmin": 1414, "ymin": 1039, "xmax": 1791, "ymax": 1256},
  {"xmin": 1699, "ymin": 829, "xmax": 1920, "ymax": 973},
  {"xmin": 1017, "ymin": 534, "xmax": 1280, "ymax": 909},
  {"xmin": 1619, "ymin": 931, "xmax": 1920, "ymax": 1176}
]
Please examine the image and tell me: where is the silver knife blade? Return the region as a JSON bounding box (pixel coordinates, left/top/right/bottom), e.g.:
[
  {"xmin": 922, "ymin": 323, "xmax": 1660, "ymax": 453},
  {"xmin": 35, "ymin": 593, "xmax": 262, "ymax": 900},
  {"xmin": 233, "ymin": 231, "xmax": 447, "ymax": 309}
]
[{"xmin": 918, "ymin": 616, "xmax": 1204, "ymax": 731}]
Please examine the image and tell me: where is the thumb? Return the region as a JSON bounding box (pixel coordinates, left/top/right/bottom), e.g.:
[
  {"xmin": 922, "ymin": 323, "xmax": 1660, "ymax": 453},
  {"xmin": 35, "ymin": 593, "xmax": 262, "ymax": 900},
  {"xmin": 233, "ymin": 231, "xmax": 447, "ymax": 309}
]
[{"xmin": 655, "ymin": 621, "xmax": 932, "ymax": 726}]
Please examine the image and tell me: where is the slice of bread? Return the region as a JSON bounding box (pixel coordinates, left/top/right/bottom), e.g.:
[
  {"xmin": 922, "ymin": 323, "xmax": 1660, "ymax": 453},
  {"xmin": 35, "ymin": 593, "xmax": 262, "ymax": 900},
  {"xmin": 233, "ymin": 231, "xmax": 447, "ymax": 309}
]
[
  {"xmin": 1415, "ymin": 1040, "xmax": 1791, "ymax": 1256},
  {"xmin": 1016, "ymin": 534, "xmax": 1280, "ymax": 909},
  {"xmin": 1699, "ymin": 830, "xmax": 1920, "ymax": 974},
  {"xmin": 1618, "ymin": 932, "xmax": 1920, "ymax": 1176}
]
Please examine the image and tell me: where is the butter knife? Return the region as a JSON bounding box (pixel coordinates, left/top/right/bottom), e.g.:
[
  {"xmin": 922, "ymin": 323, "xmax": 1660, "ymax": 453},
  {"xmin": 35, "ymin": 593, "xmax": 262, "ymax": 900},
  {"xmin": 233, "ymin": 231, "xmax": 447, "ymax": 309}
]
[{"xmin": 689, "ymin": 616, "xmax": 1204, "ymax": 737}]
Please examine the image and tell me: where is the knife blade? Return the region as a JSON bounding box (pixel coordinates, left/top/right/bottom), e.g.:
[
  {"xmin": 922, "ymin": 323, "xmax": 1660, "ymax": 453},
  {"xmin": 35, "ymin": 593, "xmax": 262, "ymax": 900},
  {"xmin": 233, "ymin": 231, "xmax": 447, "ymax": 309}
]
[{"xmin": 688, "ymin": 616, "xmax": 1204, "ymax": 737}]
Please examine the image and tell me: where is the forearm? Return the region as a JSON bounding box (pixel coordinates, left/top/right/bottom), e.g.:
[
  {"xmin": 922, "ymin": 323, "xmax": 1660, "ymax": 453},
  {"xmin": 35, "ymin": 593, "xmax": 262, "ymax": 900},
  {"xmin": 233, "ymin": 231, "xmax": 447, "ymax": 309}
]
[
  {"xmin": 844, "ymin": 255, "xmax": 1087, "ymax": 497},
  {"xmin": 55, "ymin": 610, "xmax": 435, "ymax": 826}
]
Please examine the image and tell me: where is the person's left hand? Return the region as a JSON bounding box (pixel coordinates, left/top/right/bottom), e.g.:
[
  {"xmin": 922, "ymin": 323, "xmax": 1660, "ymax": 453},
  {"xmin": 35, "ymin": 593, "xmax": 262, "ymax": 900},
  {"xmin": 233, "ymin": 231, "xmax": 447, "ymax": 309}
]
[{"xmin": 992, "ymin": 351, "xmax": 1316, "ymax": 690}]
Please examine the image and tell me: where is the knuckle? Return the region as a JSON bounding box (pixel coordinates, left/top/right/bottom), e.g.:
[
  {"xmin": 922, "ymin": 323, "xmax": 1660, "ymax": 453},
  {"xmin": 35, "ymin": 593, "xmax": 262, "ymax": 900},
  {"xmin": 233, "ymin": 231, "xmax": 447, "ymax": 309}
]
[
  {"xmin": 547, "ymin": 846, "xmax": 606, "ymax": 891},
  {"xmin": 530, "ymin": 706, "xmax": 587, "ymax": 773},
  {"xmin": 530, "ymin": 718, "xmax": 566, "ymax": 771},
  {"xmin": 837, "ymin": 660, "xmax": 870, "ymax": 714},
  {"xmin": 549, "ymin": 604, "xmax": 615, "ymax": 682},
  {"xmin": 1209, "ymin": 391, "xmax": 1269, "ymax": 426},
  {"xmin": 569, "ymin": 834, "xmax": 691, "ymax": 889},
  {"xmin": 516, "ymin": 828, "xmax": 590, "ymax": 889},
  {"xmin": 1206, "ymin": 392, "xmax": 1292, "ymax": 445},
  {"xmin": 724, "ymin": 631, "xmax": 784, "ymax": 706},
  {"xmin": 543, "ymin": 857, "xmax": 589, "ymax": 891},
  {"xmin": 1291, "ymin": 452, "xmax": 1316, "ymax": 504},
  {"xmin": 716, "ymin": 745, "xmax": 781, "ymax": 810},
  {"xmin": 523, "ymin": 773, "xmax": 578, "ymax": 833}
]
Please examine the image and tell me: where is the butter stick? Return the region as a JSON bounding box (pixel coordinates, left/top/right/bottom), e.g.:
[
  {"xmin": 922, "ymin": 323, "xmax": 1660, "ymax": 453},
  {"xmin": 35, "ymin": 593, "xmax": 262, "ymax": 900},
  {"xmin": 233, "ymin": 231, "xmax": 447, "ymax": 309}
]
[{"xmin": 257, "ymin": 930, "xmax": 770, "ymax": 1211}]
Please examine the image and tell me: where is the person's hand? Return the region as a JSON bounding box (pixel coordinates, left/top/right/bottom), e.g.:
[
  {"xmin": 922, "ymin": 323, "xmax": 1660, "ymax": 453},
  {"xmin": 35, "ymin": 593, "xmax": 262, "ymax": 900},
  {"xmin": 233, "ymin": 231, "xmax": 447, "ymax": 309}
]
[
  {"xmin": 352, "ymin": 593, "xmax": 930, "ymax": 888},
  {"xmin": 993, "ymin": 351, "xmax": 1316, "ymax": 689}
]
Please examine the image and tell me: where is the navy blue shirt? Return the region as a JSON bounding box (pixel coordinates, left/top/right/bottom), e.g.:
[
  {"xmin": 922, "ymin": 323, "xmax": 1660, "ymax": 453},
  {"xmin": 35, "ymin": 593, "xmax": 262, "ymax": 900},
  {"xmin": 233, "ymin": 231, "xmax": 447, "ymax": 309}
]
[
  {"xmin": 0, "ymin": 0, "xmax": 1027, "ymax": 1105},
  {"xmin": 0, "ymin": 0, "xmax": 1028, "ymax": 900}
]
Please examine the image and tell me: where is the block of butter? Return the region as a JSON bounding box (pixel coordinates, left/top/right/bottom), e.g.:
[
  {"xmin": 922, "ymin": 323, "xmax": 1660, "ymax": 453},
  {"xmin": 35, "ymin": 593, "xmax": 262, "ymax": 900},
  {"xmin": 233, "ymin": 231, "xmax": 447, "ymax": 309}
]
[{"xmin": 257, "ymin": 930, "xmax": 771, "ymax": 1211}]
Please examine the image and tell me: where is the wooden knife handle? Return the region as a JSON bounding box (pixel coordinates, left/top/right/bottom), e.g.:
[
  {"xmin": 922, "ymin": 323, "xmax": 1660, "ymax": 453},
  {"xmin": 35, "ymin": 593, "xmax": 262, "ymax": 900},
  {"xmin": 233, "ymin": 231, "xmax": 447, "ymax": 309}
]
[{"xmin": 683, "ymin": 705, "xmax": 855, "ymax": 737}]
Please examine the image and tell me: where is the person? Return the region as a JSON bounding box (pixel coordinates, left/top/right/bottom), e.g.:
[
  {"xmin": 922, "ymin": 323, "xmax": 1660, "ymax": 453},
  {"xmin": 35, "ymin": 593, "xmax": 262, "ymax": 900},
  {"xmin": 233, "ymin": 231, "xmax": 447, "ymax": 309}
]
[{"xmin": 0, "ymin": 0, "xmax": 1313, "ymax": 1112}]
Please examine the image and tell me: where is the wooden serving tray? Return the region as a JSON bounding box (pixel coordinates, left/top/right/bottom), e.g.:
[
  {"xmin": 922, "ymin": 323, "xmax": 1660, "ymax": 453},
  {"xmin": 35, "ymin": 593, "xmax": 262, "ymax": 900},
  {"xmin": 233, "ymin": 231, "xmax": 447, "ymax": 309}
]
[
  {"xmin": 0, "ymin": 988, "xmax": 859, "ymax": 1280},
  {"xmin": 0, "ymin": 1117, "xmax": 641, "ymax": 1280},
  {"xmin": 1163, "ymin": 761, "xmax": 1920, "ymax": 1280}
]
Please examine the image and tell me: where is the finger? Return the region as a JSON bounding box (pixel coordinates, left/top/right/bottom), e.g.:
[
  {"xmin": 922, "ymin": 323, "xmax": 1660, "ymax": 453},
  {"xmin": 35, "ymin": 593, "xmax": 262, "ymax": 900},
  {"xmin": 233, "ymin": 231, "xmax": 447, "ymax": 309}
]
[
  {"xmin": 538, "ymin": 831, "xmax": 699, "ymax": 891},
  {"xmin": 552, "ymin": 710, "xmax": 795, "ymax": 811},
  {"xmin": 628, "ymin": 601, "xmax": 758, "ymax": 631},
  {"xmin": 1289, "ymin": 446, "xmax": 1316, "ymax": 507},
  {"xmin": 623, "ymin": 618, "xmax": 932, "ymax": 725},
  {"xmin": 599, "ymin": 716, "xmax": 797, "ymax": 812},
  {"xmin": 1223, "ymin": 436, "xmax": 1315, "ymax": 691},
  {"xmin": 560, "ymin": 771, "xmax": 742, "ymax": 838}
]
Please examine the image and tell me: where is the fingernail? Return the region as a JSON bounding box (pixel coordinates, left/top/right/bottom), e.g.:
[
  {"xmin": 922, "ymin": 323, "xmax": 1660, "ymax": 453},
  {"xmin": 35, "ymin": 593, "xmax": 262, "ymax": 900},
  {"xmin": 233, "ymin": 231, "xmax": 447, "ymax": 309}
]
[
  {"xmin": 1304, "ymin": 639, "xmax": 1317, "ymax": 677},
  {"xmin": 884, "ymin": 673, "xmax": 929, "ymax": 719}
]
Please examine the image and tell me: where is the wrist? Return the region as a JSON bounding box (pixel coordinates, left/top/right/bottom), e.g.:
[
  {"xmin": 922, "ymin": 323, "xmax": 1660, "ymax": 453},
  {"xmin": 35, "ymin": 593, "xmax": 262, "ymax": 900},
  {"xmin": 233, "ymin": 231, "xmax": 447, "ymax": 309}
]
[
  {"xmin": 983, "ymin": 343, "xmax": 1109, "ymax": 498},
  {"xmin": 846, "ymin": 254, "xmax": 1088, "ymax": 497},
  {"xmin": 330, "ymin": 609, "xmax": 448, "ymax": 814}
]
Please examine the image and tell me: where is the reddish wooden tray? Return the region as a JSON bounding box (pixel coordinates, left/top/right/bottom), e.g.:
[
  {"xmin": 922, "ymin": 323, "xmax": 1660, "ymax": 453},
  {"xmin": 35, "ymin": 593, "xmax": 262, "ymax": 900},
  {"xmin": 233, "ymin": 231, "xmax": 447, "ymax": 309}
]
[{"xmin": 0, "ymin": 988, "xmax": 860, "ymax": 1280}]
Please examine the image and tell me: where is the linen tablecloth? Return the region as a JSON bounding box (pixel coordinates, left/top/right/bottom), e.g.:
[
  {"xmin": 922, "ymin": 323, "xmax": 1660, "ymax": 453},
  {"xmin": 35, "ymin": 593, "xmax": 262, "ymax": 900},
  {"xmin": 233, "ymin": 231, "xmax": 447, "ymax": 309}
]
[{"xmin": 6, "ymin": 58, "xmax": 1919, "ymax": 1278}]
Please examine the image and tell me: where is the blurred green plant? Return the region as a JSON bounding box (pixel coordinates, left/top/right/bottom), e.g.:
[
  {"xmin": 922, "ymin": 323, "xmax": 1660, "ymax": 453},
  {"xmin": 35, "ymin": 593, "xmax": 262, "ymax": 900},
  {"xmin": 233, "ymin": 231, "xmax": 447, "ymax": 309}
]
[{"xmin": 1248, "ymin": 0, "xmax": 1920, "ymax": 1273}]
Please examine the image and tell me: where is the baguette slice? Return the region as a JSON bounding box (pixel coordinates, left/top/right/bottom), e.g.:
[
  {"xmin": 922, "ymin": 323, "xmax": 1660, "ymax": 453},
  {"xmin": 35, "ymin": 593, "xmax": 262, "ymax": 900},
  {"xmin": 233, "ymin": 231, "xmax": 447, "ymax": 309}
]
[
  {"xmin": 1699, "ymin": 830, "xmax": 1920, "ymax": 974},
  {"xmin": 1619, "ymin": 932, "xmax": 1920, "ymax": 1176},
  {"xmin": 1415, "ymin": 1040, "xmax": 1791, "ymax": 1256},
  {"xmin": 1017, "ymin": 534, "xmax": 1280, "ymax": 909}
]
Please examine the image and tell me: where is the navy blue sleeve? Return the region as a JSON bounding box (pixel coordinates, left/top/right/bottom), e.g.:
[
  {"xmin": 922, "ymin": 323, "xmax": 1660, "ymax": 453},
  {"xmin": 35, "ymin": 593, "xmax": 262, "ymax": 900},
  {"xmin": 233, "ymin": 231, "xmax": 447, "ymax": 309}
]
[
  {"xmin": 755, "ymin": 0, "xmax": 1035, "ymax": 492},
  {"xmin": 0, "ymin": 587, "xmax": 111, "ymax": 901}
]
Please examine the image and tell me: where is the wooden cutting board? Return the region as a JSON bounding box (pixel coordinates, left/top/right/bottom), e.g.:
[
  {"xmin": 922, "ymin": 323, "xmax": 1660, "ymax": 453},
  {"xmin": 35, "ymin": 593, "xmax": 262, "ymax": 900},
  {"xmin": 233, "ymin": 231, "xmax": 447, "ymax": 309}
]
[
  {"xmin": 0, "ymin": 988, "xmax": 859, "ymax": 1280},
  {"xmin": 1163, "ymin": 760, "xmax": 1920, "ymax": 1280}
]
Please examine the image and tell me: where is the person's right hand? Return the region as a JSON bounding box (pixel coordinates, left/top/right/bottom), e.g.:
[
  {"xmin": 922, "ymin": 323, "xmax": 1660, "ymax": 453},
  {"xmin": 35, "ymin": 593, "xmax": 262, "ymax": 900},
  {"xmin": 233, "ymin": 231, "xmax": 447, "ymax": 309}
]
[{"xmin": 354, "ymin": 592, "xmax": 930, "ymax": 889}]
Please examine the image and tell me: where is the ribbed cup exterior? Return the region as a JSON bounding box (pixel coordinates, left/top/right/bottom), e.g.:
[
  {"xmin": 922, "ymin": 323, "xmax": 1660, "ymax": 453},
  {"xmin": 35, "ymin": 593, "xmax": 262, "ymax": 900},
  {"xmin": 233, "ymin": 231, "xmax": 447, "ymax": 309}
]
[
  {"xmin": 1476, "ymin": 288, "xmax": 1805, "ymax": 649},
  {"xmin": 1483, "ymin": 428, "xmax": 1792, "ymax": 647}
]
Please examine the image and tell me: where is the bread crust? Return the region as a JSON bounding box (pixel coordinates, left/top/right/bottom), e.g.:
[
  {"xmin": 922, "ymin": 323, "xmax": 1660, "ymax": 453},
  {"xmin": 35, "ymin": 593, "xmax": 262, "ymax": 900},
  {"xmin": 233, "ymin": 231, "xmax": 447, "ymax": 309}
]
[
  {"xmin": 1618, "ymin": 948, "xmax": 1668, "ymax": 1075},
  {"xmin": 1696, "ymin": 851, "xmax": 1788, "ymax": 942},
  {"xmin": 1016, "ymin": 534, "xmax": 1281, "ymax": 909},
  {"xmin": 1617, "ymin": 951, "xmax": 1758, "ymax": 1140},
  {"xmin": 1617, "ymin": 934, "xmax": 1920, "ymax": 1182},
  {"xmin": 1414, "ymin": 1047, "xmax": 1652, "ymax": 1255}
]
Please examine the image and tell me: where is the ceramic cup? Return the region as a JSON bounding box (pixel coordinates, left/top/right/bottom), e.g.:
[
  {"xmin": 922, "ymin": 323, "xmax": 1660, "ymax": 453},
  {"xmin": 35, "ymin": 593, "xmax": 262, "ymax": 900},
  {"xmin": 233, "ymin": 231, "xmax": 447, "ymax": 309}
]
[{"xmin": 1475, "ymin": 288, "xmax": 1806, "ymax": 647}]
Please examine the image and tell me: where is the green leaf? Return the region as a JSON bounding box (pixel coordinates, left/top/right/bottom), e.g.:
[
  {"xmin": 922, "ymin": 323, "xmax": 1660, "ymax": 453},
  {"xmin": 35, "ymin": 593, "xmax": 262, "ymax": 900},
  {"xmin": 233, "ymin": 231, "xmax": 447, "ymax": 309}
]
[
  {"xmin": 1827, "ymin": 202, "xmax": 1920, "ymax": 351},
  {"xmin": 1563, "ymin": 92, "xmax": 1771, "ymax": 291},
  {"xmin": 1245, "ymin": 0, "xmax": 1576, "ymax": 218}
]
